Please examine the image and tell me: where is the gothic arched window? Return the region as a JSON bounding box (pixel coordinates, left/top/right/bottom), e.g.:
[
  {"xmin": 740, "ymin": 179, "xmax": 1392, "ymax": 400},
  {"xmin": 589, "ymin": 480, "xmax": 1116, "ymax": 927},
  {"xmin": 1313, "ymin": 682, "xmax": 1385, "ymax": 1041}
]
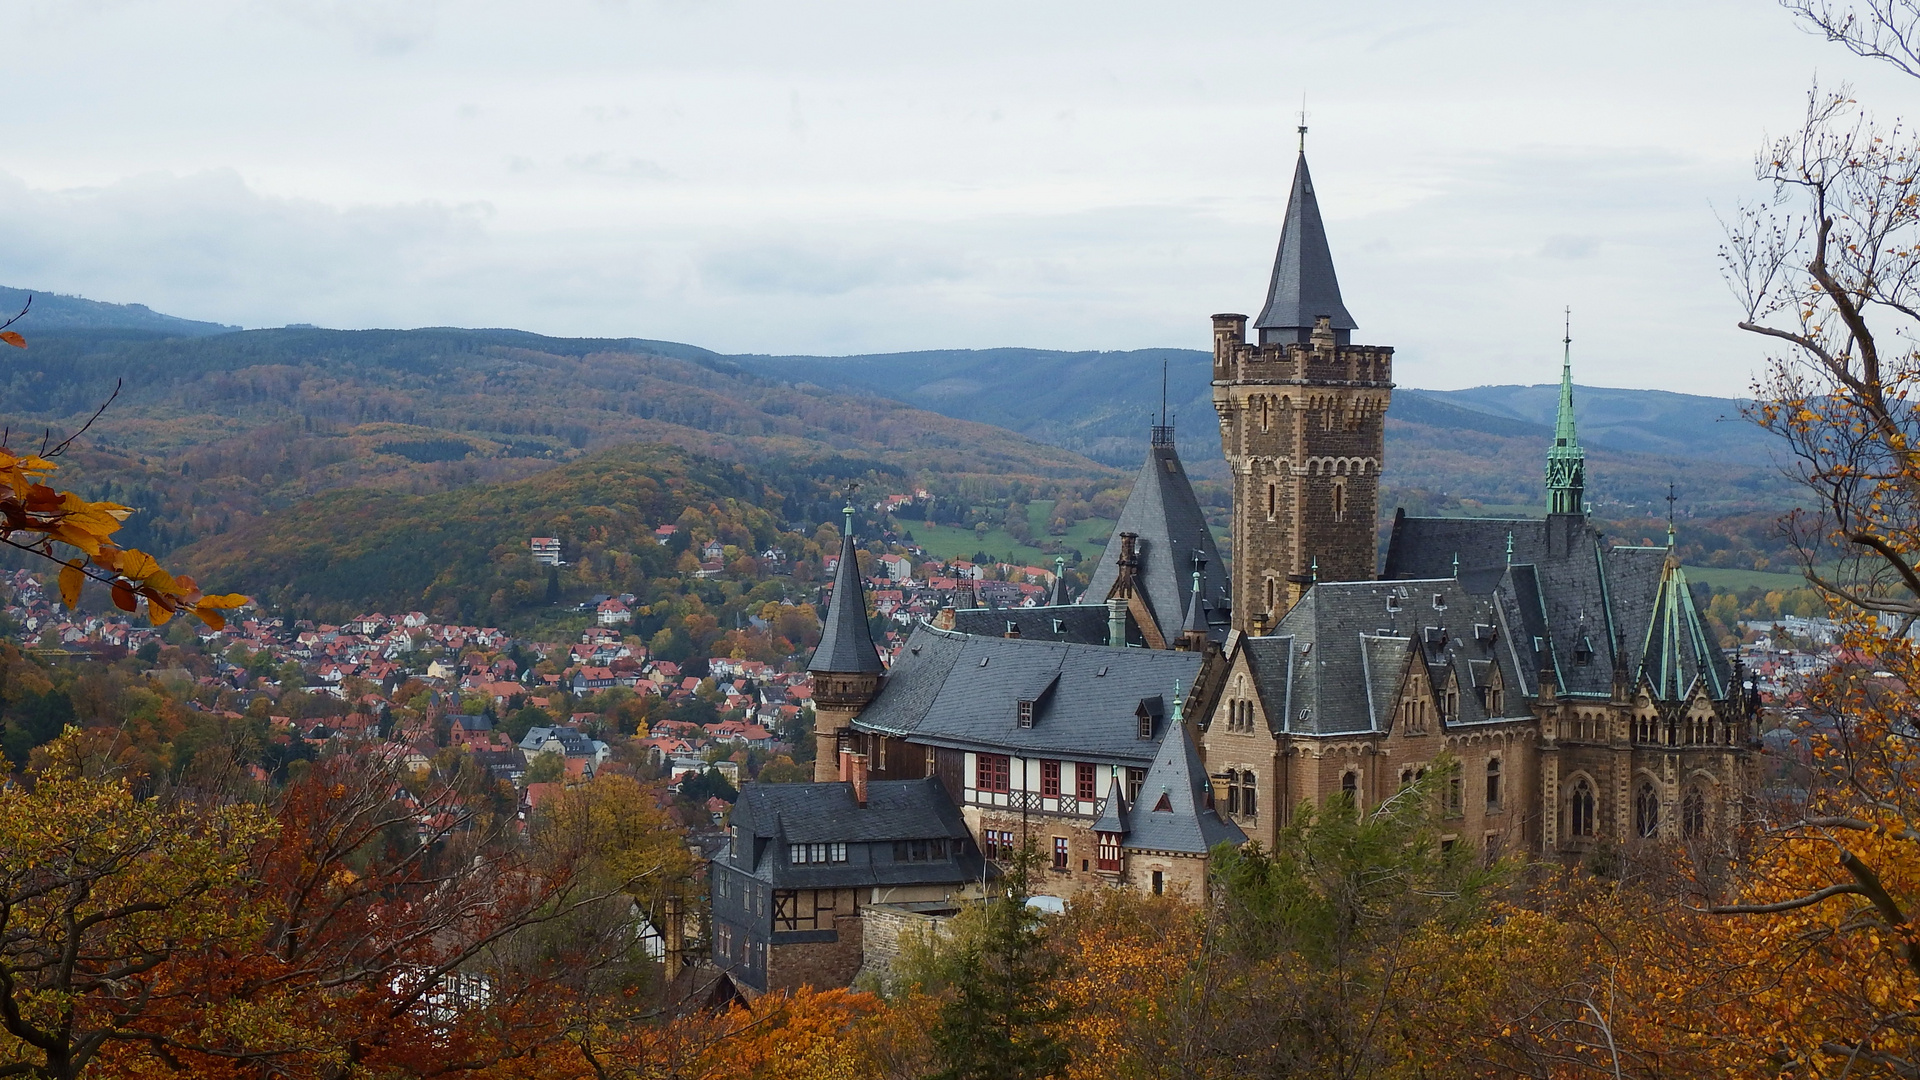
[
  {"xmin": 1341, "ymin": 770, "xmax": 1358, "ymax": 805},
  {"xmin": 1682, "ymin": 786, "xmax": 1707, "ymax": 839},
  {"xmin": 1571, "ymin": 778, "xmax": 1596, "ymax": 838},
  {"xmin": 1332, "ymin": 481, "xmax": 1347, "ymax": 523},
  {"xmin": 1635, "ymin": 782, "xmax": 1660, "ymax": 838},
  {"xmin": 1485, "ymin": 758, "xmax": 1502, "ymax": 811}
]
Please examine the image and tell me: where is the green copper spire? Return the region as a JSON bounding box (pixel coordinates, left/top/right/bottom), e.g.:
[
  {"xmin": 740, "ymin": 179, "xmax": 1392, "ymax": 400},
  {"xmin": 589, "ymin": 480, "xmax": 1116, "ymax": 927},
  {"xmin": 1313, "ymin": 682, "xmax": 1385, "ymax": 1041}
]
[{"xmin": 1547, "ymin": 308, "xmax": 1586, "ymax": 516}]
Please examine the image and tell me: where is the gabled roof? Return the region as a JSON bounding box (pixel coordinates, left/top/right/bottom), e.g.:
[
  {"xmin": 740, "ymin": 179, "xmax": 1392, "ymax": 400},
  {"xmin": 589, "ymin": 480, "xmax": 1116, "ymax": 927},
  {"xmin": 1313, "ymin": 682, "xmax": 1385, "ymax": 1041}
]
[
  {"xmin": 809, "ymin": 509, "xmax": 884, "ymax": 675},
  {"xmin": 726, "ymin": 777, "xmax": 984, "ymax": 889},
  {"xmin": 1122, "ymin": 722, "xmax": 1246, "ymax": 854},
  {"xmin": 1258, "ymin": 579, "xmax": 1535, "ymax": 735},
  {"xmin": 1254, "ymin": 153, "xmax": 1357, "ymax": 343},
  {"xmin": 852, "ymin": 623, "xmax": 1205, "ymax": 765},
  {"xmin": 1082, "ymin": 438, "xmax": 1229, "ymax": 646}
]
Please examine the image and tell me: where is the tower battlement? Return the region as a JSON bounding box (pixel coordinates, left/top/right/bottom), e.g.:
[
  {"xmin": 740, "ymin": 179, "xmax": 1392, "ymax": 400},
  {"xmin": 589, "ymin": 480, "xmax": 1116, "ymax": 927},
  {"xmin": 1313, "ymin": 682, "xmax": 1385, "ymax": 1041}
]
[{"xmin": 1211, "ymin": 314, "xmax": 1393, "ymax": 387}]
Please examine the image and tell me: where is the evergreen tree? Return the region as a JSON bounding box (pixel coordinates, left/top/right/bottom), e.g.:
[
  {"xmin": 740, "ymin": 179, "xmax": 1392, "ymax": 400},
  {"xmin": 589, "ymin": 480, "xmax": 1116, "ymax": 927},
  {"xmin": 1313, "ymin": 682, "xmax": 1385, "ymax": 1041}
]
[
  {"xmin": 927, "ymin": 837, "xmax": 1070, "ymax": 1080},
  {"xmin": 545, "ymin": 565, "xmax": 560, "ymax": 605}
]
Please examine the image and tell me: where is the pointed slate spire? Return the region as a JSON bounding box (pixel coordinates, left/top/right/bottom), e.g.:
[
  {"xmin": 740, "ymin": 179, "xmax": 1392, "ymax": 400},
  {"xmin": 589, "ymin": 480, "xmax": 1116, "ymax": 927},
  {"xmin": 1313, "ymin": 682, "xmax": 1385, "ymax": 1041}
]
[
  {"xmin": 1254, "ymin": 151, "xmax": 1357, "ymax": 346},
  {"xmin": 1547, "ymin": 309, "xmax": 1586, "ymax": 516},
  {"xmin": 1084, "ymin": 433, "xmax": 1228, "ymax": 648},
  {"xmin": 808, "ymin": 496, "xmax": 884, "ymax": 675},
  {"xmin": 1181, "ymin": 559, "xmax": 1209, "ymax": 644},
  {"xmin": 1047, "ymin": 556, "xmax": 1070, "ymax": 606},
  {"xmin": 1120, "ymin": 710, "xmax": 1246, "ymax": 855}
]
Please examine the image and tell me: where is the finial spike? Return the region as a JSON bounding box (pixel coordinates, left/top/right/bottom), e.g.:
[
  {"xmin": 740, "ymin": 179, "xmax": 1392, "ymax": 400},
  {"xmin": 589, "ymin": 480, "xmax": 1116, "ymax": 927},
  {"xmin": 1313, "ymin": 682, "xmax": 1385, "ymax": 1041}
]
[{"xmin": 1298, "ymin": 96, "xmax": 1308, "ymax": 154}]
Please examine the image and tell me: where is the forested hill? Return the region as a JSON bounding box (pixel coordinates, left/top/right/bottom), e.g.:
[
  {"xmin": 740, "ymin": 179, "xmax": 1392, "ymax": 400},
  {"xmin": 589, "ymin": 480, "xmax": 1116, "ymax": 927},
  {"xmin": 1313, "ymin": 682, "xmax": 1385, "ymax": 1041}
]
[
  {"xmin": 2, "ymin": 325, "xmax": 1118, "ymax": 558},
  {"xmin": 175, "ymin": 442, "xmax": 813, "ymax": 625}
]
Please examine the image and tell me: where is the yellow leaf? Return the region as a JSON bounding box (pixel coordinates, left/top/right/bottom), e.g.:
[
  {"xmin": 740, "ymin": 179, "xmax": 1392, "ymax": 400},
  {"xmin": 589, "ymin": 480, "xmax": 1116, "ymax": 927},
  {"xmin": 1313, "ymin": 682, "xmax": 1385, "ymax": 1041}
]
[
  {"xmin": 192, "ymin": 606, "xmax": 225, "ymax": 632},
  {"xmin": 197, "ymin": 593, "xmax": 251, "ymax": 611},
  {"xmin": 58, "ymin": 559, "xmax": 83, "ymax": 608}
]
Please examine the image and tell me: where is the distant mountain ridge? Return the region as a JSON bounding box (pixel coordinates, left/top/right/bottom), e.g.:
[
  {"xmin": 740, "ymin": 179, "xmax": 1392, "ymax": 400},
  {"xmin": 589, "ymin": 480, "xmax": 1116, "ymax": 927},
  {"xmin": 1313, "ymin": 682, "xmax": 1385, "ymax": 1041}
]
[{"xmin": 0, "ymin": 286, "xmax": 238, "ymax": 336}]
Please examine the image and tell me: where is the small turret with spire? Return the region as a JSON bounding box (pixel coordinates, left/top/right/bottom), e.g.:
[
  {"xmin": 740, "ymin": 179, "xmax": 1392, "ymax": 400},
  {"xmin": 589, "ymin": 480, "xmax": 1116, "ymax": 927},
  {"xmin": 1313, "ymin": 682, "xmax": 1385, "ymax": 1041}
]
[
  {"xmin": 1547, "ymin": 308, "xmax": 1587, "ymax": 517},
  {"xmin": 809, "ymin": 484, "xmax": 886, "ymax": 780}
]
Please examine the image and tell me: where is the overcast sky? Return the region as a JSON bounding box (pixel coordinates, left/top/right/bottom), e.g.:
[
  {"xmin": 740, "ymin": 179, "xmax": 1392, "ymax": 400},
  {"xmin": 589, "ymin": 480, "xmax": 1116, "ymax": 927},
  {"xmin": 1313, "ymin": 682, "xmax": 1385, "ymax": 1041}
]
[{"xmin": 3, "ymin": 0, "xmax": 1911, "ymax": 394}]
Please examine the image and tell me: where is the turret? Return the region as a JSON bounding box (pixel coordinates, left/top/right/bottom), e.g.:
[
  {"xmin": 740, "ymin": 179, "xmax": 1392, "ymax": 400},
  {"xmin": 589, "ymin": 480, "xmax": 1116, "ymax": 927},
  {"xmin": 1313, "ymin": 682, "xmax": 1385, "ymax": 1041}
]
[{"xmin": 808, "ymin": 494, "xmax": 885, "ymax": 780}]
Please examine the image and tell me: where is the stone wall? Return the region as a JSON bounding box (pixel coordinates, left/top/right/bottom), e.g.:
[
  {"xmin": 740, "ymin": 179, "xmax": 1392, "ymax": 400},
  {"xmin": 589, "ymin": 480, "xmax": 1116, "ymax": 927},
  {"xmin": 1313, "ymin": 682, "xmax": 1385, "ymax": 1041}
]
[
  {"xmin": 766, "ymin": 910, "xmax": 863, "ymax": 993},
  {"xmin": 856, "ymin": 902, "xmax": 960, "ymax": 992}
]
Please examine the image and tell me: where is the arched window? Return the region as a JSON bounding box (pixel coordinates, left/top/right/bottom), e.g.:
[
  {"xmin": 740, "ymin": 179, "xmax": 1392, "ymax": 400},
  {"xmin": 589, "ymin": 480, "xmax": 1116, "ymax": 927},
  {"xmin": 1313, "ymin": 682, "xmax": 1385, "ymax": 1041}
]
[
  {"xmin": 1635, "ymin": 782, "xmax": 1660, "ymax": 838},
  {"xmin": 1266, "ymin": 483, "xmax": 1277, "ymax": 519},
  {"xmin": 1682, "ymin": 787, "xmax": 1707, "ymax": 839},
  {"xmin": 1485, "ymin": 758, "xmax": 1502, "ymax": 811},
  {"xmin": 1265, "ymin": 577, "xmax": 1277, "ymax": 611},
  {"xmin": 1341, "ymin": 770, "xmax": 1358, "ymax": 804},
  {"xmin": 1571, "ymin": 778, "xmax": 1596, "ymax": 838},
  {"xmin": 1332, "ymin": 482, "xmax": 1346, "ymax": 523}
]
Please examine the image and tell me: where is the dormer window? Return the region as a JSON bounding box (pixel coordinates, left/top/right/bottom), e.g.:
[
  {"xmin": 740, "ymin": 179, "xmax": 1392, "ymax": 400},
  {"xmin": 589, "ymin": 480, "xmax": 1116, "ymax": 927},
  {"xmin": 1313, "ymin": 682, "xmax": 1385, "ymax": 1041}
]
[
  {"xmin": 1017, "ymin": 699, "xmax": 1035, "ymax": 728},
  {"xmin": 1432, "ymin": 593, "xmax": 1447, "ymax": 611},
  {"xmin": 1574, "ymin": 636, "xmax": 1594, "ymax": 665},
  {"xmin": 1137, "ymin": 704, "xmax": 1154, "ymax": 739}
]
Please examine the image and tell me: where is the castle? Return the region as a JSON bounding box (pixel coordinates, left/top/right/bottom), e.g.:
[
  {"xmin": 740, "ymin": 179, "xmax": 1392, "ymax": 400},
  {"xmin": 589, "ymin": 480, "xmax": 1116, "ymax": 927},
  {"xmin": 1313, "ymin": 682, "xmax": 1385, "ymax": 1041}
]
[{"xmin": 710, "ymin": 141, "xmax": 1760, "ymax": 994}]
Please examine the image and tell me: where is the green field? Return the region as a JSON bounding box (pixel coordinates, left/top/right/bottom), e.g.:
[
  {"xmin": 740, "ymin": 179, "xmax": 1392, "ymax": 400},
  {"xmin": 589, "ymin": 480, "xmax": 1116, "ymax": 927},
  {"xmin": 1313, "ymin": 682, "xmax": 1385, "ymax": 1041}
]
[
  {"xmin": 1682, "ymin": 565, "xmax": 1813, "ymax": 592},
  {"xmin": 897, "ymin": 501, "xmax": 1116, "ymax": 566}
]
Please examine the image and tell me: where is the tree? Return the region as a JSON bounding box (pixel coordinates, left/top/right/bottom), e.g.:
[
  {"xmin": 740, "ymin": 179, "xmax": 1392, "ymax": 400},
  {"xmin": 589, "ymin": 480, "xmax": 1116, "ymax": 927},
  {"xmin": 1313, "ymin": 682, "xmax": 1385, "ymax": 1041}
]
[
  {"xmin": 1697, "ymin": 2, "xmax": 1920, "ymax": 1070},
  {"xmin": 924, "ymin": 838, "xmax": 1069, "ymax": 1080},
  {"xmin": 0, "ymin": 728, "xmax": 272, "ymax": 1080}
]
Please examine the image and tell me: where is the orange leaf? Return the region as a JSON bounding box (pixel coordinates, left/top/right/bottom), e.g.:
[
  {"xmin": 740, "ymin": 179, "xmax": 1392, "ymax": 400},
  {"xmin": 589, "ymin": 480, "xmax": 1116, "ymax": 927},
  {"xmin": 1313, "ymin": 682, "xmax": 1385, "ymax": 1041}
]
[
  {"xmin": 149, "ymin": 601, "xmax": 173, "ymax": 626},
  {"xmin": 58, "ymin": 559, "xmax": 83, "ymax": 609},
  {"xmin": 110, "ymin": 582, "xmax": 136, "ymax": 612},
  {"xmin": 193, "ymin": 606, "xmax": 226, "ymax": 632},
  {"xmin": 0, "ymin": 330, "xmax": 24, "ymax": 348}
]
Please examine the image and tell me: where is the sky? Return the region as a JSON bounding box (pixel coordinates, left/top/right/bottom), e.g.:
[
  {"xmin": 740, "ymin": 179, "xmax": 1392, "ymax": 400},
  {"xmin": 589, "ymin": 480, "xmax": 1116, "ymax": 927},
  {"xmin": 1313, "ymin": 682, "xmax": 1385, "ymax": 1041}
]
[{"xmin": 3, "ymin": 0, "xmax": 1913, "ymax": 394}]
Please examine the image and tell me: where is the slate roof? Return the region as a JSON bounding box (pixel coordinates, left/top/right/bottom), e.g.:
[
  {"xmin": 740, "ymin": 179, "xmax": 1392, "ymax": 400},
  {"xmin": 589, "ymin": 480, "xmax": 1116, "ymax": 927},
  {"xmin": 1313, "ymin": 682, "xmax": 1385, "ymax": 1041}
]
[
  {"xmin": 1381, "ymin": 511, "xmax": 1728, "ymax": 703},
  {"xmin": 1123, "ymin": 722, "xmax": 1246, "ymax": 854},
  {"xmin": 1254, "ymin": 152, "xmax": 1357, "ymax": 344},
  {"xmin": 1255, "ymin": 578, "xmax": 1536, "ymax": 735},
  {"xmin": 949, "ymin": 603, "xmax": 1112, "ymax": 645},
  {"xmin": 810, "ymin": 512, "xmax": 884, "ymax": 675},
  {"xmin": 1092, "ymin": 775, "xmax": 1128, "ymax": 835},
  {"xmin": 726, "ymin": 777, "xmax": 983, "ymax": 889},
  {"xmin": 1082, "ymin": 438, "xmax": 1230, "ymax": 646},
  {"xmin": 852, "ymin": 623, "xmax": 1205, "ymax": 765}
]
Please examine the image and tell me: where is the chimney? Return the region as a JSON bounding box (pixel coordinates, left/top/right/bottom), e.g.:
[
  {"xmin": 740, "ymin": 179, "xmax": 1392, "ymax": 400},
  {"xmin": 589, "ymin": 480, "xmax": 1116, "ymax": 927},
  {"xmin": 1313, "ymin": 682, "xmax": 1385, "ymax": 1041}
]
[
  {"xmin": 663, "ymin": 895, "xmax": 685, "ymax": 982},
  {"xmin": 838, "ymin": 746, "xmax": 854, "ymax": 782},
  {"xmin": 1107, "ymin": 597, "xmax": 1128, "ymax": 648},
  {"xmin": 849, "ymin": 752, "xmax": 870, "ymax": 808}
]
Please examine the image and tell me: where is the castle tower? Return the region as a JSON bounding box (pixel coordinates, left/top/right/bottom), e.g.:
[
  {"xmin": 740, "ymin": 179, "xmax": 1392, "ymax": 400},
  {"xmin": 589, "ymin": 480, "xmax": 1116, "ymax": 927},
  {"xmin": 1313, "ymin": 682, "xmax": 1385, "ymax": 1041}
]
[
  {"xmin": 1213, "ymin": 142, "xmax": 1393, "ymax": 629},
  {"xmin": 1547, "ymin": 313, "xmax": 1586, "ymax": 517},
  {"xmin": 809, "ymin": 498, "xmax": 884, "ymax": 781}
]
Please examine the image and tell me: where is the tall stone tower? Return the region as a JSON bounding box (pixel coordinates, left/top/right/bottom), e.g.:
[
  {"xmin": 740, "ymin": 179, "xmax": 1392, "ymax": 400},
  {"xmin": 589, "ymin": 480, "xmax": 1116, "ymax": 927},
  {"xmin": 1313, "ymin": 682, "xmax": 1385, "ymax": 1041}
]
[
  {"xmin": 808, "ymin": 498, "xmax": 884, "ymax": 781},
  {"xmin": 1212, "ymin": 143, "xmax": 1393, "ymax": 630}
]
